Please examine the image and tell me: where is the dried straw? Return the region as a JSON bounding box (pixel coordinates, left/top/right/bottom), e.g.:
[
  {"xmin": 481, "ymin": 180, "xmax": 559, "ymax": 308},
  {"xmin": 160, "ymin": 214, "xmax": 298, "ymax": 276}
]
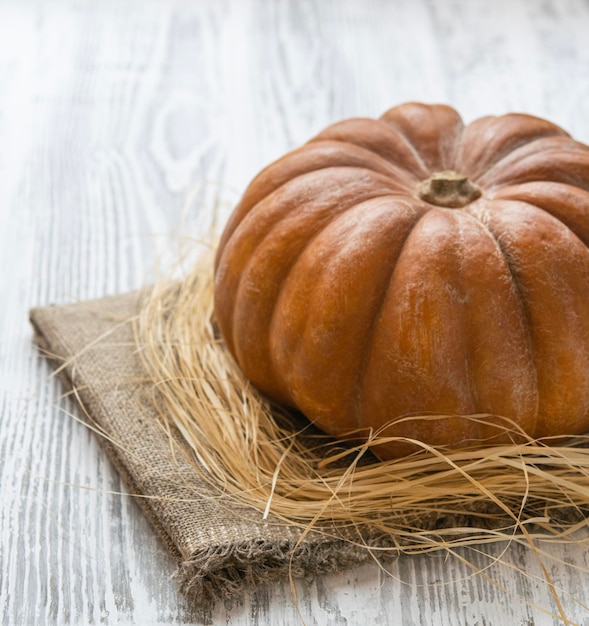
[
  {"xmin": 134, "ymin": 240, "xmax": 589, "ymax": 565},
  {"xmin": 134, "ymin": 238, "xmax": 589, "ymax": 621}
]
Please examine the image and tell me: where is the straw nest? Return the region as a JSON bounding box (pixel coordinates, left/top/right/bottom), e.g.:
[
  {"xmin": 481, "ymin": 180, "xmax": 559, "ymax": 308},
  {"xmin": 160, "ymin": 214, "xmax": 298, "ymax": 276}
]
[{"xmin": 135, "ymin": 241, "xmax": 589, "ymax": 560}]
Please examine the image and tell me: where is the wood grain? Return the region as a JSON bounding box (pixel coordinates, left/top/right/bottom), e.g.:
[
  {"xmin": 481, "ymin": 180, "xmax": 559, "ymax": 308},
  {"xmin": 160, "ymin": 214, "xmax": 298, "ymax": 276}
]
[{"xmin": 1, "ymin": 0, "xmax": 589, "ymax": 624}]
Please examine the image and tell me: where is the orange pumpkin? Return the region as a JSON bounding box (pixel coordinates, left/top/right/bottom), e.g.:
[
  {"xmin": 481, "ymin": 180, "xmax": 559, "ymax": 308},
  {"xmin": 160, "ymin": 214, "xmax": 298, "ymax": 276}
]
[{"xmin": 213, "ymin": 102, "xmax": 589, "ymax": 459}]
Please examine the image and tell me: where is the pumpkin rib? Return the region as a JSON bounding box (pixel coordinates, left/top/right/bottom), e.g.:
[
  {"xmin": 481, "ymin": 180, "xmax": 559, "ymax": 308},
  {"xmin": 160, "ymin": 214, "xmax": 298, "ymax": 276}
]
[
  {"xmin": 485, "ymin": 200, "xmax": 589, "ymax": 437},
  {"xmin": 308, "ymin": 139, "xmax": 422, "ymax": 187},
  {"xmin": 218, "ymin": 163, "xmax": 406, "ymax": 280},
  {"xmin": 475, "ymin": 136, "xmax": 581, "ymax": 183},
  {"xmin": 307, "ymin": 140, "xmax": 423, "ymax": 184},
  {"xmin": 358, "ymin": 209, "xmax": 492, "ymax": 450},
  {"xmin": 268, "ymin": 196, "xmax": 426, "ymax": 428},
  {"xmin": 452, "ymin": 209, "xmax": 540, "ymax": 428},
  {"xmin": 492, "ymin": 182, "xmax": 589, "ymax": 247},
  {"xmin": 216, "ymin": 166, "xmax": 401, "ymax": 359},
  {"xmin": 462, "ymin": 203, "xmax": 540, "ymax": 435},
  {"xmin": 243, "ymin": 140, "xmax": 419, "ymax": 207},
  {"xmin": 477, "ymin": 146, "xmax": 589, "ymax": 190},
  {"xmin": 453, "ymin": 211, "xmax": 481, "ymax": 414},
  {"xmin": 228, "ymin": 165, "xmax": 408, "ymax": 267},
  {"xmin": 310, "ymin": 117, "xmax": 430, "ymax": 179},
  {"xmin": 455, "ymin": 114, "xmax": 570, "ymax": 180},
  {"xmin": 379, "ymin": 102, "xmax": 465, "ymax": 173},
  {"xmin": 468, "ymin": 200, "xmax": 589, "ymax": 436},
  {"xmin": 215, "ymin": 143, "xmax": 417, "ymax": 261},
  {"xmin": 226, "ymin": 172, "xmax": 406, "ymax": 397},
  {"xmin": 267, "ymin": 194, "xmax": 421, "ymax": 352},
  {"xmin": 233, "ymin": 162, "xmax": 414, "ymax": 236},
  {"xmin": 354, "ymin": 207, "xmax": 432, "ymax": 430}
]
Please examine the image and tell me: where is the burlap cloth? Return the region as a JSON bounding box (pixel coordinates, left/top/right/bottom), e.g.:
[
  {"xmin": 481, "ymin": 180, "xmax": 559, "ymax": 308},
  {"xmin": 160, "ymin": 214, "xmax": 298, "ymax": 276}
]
[{"xmin": 31, "ymin": 291, "xmax": 419, "ymax": 607}]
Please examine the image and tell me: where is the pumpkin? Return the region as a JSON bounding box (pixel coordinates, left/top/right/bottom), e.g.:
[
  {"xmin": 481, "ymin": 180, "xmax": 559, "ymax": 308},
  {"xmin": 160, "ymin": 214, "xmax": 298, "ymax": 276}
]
[{"xmin": 213, "ymin": 102, "xmax": 589, "ymax": 459}]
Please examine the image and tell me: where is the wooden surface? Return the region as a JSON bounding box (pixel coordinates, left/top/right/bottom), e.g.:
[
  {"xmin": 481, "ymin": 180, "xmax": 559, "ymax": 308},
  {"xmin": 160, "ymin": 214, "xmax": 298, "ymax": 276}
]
[{"xmin": 2, "ymin": 1, "xmax": 589, "ymax": 624}]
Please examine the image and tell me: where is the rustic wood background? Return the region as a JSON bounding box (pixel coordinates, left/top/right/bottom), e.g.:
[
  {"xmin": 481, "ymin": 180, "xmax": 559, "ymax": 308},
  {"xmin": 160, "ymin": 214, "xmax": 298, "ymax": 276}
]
[{"xmin": 2, "ymin": 0, "xmax": 589, "ymax": 624}]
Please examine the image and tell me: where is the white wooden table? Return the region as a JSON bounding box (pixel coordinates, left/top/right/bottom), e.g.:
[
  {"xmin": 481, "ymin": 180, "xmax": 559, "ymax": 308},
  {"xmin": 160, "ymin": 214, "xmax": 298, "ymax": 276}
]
[{"xmin": 2, "ymin": 1, "xmax": 589, "ymax": 624}]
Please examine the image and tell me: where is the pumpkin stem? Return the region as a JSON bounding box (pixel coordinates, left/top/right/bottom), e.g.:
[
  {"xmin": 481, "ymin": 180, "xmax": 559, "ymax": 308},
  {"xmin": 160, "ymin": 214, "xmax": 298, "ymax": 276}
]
[{"xmin": 417, "ymin": 170, "xmax": 482, "ymax": 208}]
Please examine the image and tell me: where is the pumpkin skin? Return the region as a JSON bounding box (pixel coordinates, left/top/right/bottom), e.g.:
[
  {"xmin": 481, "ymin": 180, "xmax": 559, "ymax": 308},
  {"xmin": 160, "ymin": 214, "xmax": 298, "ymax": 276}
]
[{"xmin": 213, "ymin": 102, "xmax": 589, "ymax": 459}]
